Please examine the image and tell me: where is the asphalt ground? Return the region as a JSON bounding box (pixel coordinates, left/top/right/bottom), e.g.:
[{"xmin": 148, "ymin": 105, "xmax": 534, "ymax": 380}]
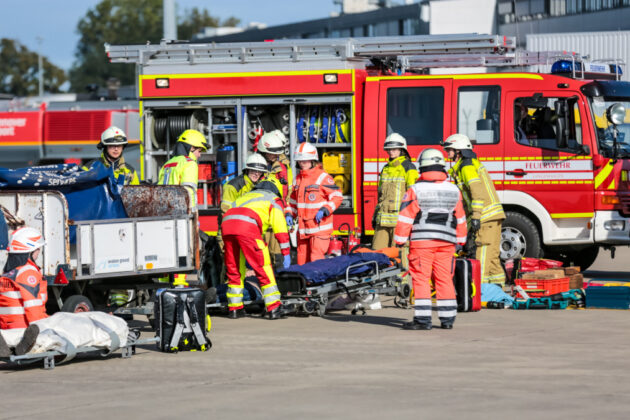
[{"xmin": 0, "ymin": 248, "xmax": 629, "ymax": 420}]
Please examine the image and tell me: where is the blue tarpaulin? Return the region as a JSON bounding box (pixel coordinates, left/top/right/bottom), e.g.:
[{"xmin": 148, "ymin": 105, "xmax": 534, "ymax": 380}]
[{"xmin": 0, "ymin": 163, "xmax": 128, "ymax": 242}]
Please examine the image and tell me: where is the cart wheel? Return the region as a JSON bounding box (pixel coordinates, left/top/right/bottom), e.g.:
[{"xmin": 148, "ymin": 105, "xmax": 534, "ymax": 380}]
[
  {"xmin": 61, "ymin": 295, "xmax": 94, "ymax": 313},
  {"xmin": 302, "ymin": 301, "xmax": 316, "ymax": 315},
  {"xmin": 316, "ymin": 302, "xmax": 326, "ymax": 317}
]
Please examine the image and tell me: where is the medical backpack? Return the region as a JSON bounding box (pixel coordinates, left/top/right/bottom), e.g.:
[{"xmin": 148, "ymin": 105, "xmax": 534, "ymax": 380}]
[
  {"xmin": 155, "ymin": 288, "xmax": 211, "ymax": 353},
  {"xmin": 453, "ymin": 258, "xmax": 482, "ymax": 312}
]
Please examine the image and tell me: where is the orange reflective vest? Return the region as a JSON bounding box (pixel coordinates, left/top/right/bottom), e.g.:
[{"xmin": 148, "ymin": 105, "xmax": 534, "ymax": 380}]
[
  {"xmin": 0, "ymin": 276, "xmax": 27, "ymax": 329},
  {"xmin": 0, "ymin": 260, "xmax": 48, "ymax": 328},
  {"xmin": 288, "ymin": 166, "xmax": 343, "ymax": 238}
]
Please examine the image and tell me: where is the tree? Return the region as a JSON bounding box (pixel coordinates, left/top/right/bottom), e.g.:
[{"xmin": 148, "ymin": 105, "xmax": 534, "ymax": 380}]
[
  {"xmin": 0, "ymin": 38, "xmax": 67, "ymax": 96},
  {"xmin": 69, "ymin": 0, "xmax": 239, "ymax": 93}
]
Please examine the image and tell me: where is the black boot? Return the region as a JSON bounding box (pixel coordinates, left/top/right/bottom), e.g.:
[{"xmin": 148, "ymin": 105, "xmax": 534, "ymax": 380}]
[
  {"xmin": 227, "ymin": 308, "xmax": 245, "ymax": 319},
  {"xmin": 402, "ymin": 320, "xmax": 431, "ymax": 330},
  {"xmin": 15, "ymin": 324, "xmax": 39, "ymax": 356},
  {"xmin": 0, "ymin": 333, "xmax": 11, "ymax": 358},
  {"xmin": 440, "ymin": 324, "xmax": 454, "ymax": 329},
  {"xmin": 267, "ymin": 305, "xmax": 289, "ymax": 320}
]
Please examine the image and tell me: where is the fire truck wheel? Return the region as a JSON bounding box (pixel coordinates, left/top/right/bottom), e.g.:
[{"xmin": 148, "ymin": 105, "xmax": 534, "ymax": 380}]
[
  {"xmin": 500, "ymin": 212, "xmax": 542, "ymax": 260},
  {"xmin": 545, "ymin": 245, "xmax": 599, "ymax": 271},
  {"xmin": 61, "ymin": 295, "xmax": 94, "ymax": 313}
]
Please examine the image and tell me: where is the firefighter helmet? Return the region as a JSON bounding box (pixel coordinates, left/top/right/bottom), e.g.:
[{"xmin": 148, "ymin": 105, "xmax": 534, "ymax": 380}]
[
  {"xmin": 258, "ymin": 130, "xmax": 286, "ymax": 155},
  {"xmin": 98, "ymin": 126, "xmax": 127, "ymax": 150},
  {"xmin": 418, "ymin": 148, "xmax": 446, "ymax": 169},
  {"xmin": 245, "ymin": 153, "xmax": 269, "ymax": 173},
  {"xmin": 255, "ymin": 178, "xmax": 284, "ymax": 199},
  {"xmin": 294, "ymin": 142, "xmax": 318, "ymax": 161},
  {"xmin": 383, "ymin": 133, "xmax": 407, "ymax": 150},
  {"xmin": 9, "ymin": 226, "xmax": 46, "ymax": 253},
  {"xmin": 442, "ymin": 133, "xmax": 473, "ymax": 151},
  {"xmin": 177, "ymin": 129, "xmax": 208, "ymax": 151}
]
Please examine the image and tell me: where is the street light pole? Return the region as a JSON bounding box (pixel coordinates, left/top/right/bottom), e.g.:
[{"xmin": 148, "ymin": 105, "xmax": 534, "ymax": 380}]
[{"xmin": 36, "ymin": 36, "xmax": 43, "ymax": 98}]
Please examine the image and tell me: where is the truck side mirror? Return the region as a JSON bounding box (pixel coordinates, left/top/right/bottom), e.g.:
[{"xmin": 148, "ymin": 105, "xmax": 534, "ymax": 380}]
[{"xmin": 554, "ymin": 100, "xmax": 569, "ymax": 149}]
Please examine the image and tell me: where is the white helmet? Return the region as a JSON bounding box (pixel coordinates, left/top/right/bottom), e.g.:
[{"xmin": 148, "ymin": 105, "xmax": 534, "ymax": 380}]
[
  {"xmin": 418, "ymin": 148, "xmax": 446, "ymax": 169},
  {"xmin": 99, "ymin": 126, "xmax": 128, "ymax": 149},
  {"xmin": 294, "ymin": 142, "xmax": 319, "ymax": 161},
  {"xmin": 9, "ymin": 226, "xmax": 45, "ymax": 253},
  {"xmin": 245, "ymin": 153, "xmax": 269, "ymax": 173},
  {"xmin": 442, "ymin": 133, "xmax": 473, "ymax": 151},
  {"xmin": 384, "ymin": 133, "xmax": 407, "ymax": 150},
  {"xmin": 258, "ymin": 130, "xmax": 286, "ymax": 155}
]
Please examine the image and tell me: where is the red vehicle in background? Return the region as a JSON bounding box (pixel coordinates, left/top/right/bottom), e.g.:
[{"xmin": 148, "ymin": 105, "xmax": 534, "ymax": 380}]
[
  {"xmin": 105, "ymin": 34, "xmax": 630, "ymax": 269},
  {"xmin": 0, "ymin": 100, "xmax": 140, "ymax": 169}
]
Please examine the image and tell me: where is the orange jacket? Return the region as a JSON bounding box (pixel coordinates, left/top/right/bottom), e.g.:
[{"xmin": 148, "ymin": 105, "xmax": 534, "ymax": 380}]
[
  {"xmin": 288, "ymin": 166, "xmax": 343, "ymax": 238},
  {"xmin": 0, "ymin": 259, "xmax": 48, "ymax": 328},
  {"xmin": 394, "ymin": 171, "xmax": 467, "ymax": 248}
]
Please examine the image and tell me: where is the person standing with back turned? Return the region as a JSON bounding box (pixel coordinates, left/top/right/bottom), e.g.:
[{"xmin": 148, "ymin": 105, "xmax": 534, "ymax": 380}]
[{"xmin": 442, "ymin": 133, "xmax": 506, "ymax": 285}]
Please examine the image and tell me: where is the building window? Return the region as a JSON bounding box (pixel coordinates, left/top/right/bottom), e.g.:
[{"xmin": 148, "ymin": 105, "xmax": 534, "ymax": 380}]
[
  {"xmin": 458, "ymin": 86, "xmax": 501, "ymax": 145},
  {"xmin": 386, "ymin": 87, "xmax": 444, "ymax": 146}
]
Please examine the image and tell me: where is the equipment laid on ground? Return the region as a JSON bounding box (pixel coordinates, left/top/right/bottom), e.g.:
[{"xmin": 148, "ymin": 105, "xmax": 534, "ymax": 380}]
[
  {"xmin": 511, "ymin": 287, "xmax": 584, "ymax": 310},
  {"xmin": 155, "ymin": 288, "xmax": 211, "ymax": 352},
  {"xmin": 276, "ymin": 252, "xmax": 406, "ymax": 316},
  {"xmin": 453, "ymin": 258, "xmax": 481, "ymax": 312},
  {"xmin": 585, "ymin": 285, "xmax": 630, "ymax": 309}
]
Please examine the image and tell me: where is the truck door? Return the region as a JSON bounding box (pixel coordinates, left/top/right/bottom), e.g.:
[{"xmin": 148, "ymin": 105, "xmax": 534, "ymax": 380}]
[
  {"xmin": 377, "ymin": 78, "xmax": 453, "ymax": 167},
  {"xmin": 504, "ymin": 91, "xmax": 595, "ymax": 248}
]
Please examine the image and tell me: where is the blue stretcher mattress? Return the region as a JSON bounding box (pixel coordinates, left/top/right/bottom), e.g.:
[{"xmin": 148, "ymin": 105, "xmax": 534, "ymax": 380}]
[
  {"xmin": 0, "ymin": 162, "xmax": 127, "ymax": 242},
  {"xmin": 278, "ymin": 253, "xmax": 391, "ymax": 286}
]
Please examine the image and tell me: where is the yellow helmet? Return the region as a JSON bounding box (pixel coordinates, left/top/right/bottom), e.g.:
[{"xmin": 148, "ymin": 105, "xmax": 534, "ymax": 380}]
[
  {"xmin": 177, "ymin": 129, "xmax": 208, "ymax": 151},
  {"xmin": 255, "ymin": 177, "xmax": 284, "ymax": 200}
]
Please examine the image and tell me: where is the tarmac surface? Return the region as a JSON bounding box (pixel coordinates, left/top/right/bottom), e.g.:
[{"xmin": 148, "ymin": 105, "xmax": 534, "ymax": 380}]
[{"xmin": 1, "ymin": 248, "xmax": 629, "ymax": 419}]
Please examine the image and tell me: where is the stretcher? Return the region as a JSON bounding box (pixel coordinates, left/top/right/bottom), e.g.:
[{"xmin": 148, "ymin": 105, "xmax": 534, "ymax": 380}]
[
  {"xmin": 276, "ymin": 253, "xmax": 408, "ymax": 316},
  {"xmin": 0, "ymin": 332, "xmax": 158, "ymax": 370}
]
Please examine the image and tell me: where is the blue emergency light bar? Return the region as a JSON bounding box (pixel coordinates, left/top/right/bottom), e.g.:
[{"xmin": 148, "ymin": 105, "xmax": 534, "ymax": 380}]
[{"xmin": 551, "ymin": 59, "xmax": 623, "ymax": 79}]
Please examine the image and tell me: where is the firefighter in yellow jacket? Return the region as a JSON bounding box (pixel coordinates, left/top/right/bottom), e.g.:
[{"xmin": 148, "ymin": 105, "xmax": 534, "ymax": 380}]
[
  {"xmin": 83, "ymin": 126, "xmax": 140, "ymax": 185},
  {"xmin": 372, "ymin": 133, "xmax": 419, "ymax": 249},
  {"xmin": 158, "ymin": 129, "xmax": 208, "ymax": 209},
  {"xmin": 443, "ymin": 133, "xmax": 506, "ymax": 284},
  {"xmin": 221, "ymin": 178, "xmax": 291, "ymax": 319},
  {"xmin": 220, "ymin": 153, "xmax": 268, "ymax": 216}
]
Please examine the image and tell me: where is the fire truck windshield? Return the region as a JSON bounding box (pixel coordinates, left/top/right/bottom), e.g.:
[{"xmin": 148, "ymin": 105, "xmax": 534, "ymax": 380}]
[{"xmin": 589, "ymin": 97, "xmax": 630, "ymax": 159}]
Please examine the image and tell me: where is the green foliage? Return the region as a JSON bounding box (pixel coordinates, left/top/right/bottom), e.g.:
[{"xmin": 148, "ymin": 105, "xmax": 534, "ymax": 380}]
[
  {"xmin": 0, "ymin": 38, "xmax": 68, "ymax": 96},
  {"xmin": 69, "ymin": 0, "xmax": 239, "ymax": 93}
]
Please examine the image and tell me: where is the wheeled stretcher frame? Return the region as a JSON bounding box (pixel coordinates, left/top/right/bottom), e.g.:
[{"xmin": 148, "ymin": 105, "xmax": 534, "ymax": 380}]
[
  {"xmin": 0, "ymin": 333, "xmax": 158, "ymax": 370},
  {"xmin": 278, "ymin": 260, "xmax": 409, "ymax": 316}
]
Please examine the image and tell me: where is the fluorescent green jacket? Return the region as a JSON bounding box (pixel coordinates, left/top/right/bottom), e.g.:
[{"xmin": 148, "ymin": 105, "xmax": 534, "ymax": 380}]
[
  {"xmin": 158, "ymin": 153, "xmax": 199, "ymax": 208},
  {"xmin": 375, "ymin": 156, "xmax": 419, "ymax": 227},
  {"xmin": 449, "ymin": 157, "xmax": 504, "ymax": 223}
]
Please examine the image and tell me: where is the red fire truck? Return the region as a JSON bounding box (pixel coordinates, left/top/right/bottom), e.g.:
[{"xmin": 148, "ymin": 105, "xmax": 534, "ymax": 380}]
[
  {"xmin": 0, "ymin": 100, "xmax": 140, "ymax": 169},
  {"xmin": 106, "ymin": 34, "xmax": 630, "ymax": 269}
]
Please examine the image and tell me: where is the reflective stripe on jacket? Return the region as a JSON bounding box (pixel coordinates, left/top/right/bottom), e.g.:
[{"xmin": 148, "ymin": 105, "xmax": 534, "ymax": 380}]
[
  {"xmin": 83, "ymin": 154, "xmax": 140, "ymax": 185},
  {"xmin": 394, "ymin": 171, "xmax": 467, "ymax": 246},
  {"xmin": 268, "ymin": 155, "xmax": 293, "ymax": 205},
  {"xmin": 221, "ymin": 190, "xmax": 290, "ymax": 255},
  {"xmin": 0, "ymin": 276, "xmax": 27, "ymax": 329},
  {"xmin": 449, "ymin": 157, "xmax": 505, "ymax": 223},
  {"xmin": 2, "ymin": 260, "xmax": 48, "ymax": 326},
  {"xmin": 158, "ymin": 153, "xmax": 199, "ymax": 208},
  {"xmin": 221, "ymin": 174, "xmax": 256, "ymax": 216},
  {"xmin": 376, "ymin": 156, "xmax": 419, "ymax": 227},
  {"xmin": 288, "ymin": 166, "xmax": 343, "ymax": 237}
]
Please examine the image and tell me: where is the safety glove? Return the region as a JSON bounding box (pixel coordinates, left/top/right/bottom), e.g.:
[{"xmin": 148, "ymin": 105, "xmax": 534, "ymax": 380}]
[
  {"xmin": 283, "ymin": 254, "xmax": 292, "ymax": 269},
  {"xmin": 315, "ymin": 207, "xmax": 330, "ymax": 224},
  {"xmin": 470, "ymin": 218, "xmax": 481, "ymax": 233},
  {"xmin": 285, "ymin": 214, "xmax": 294, "ymax": 226}
]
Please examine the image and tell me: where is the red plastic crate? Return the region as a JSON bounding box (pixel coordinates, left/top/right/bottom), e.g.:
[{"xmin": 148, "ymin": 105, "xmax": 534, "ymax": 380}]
[{"xmin": 515, "ymin": 277, "xmax": 570, "ymax": 297}]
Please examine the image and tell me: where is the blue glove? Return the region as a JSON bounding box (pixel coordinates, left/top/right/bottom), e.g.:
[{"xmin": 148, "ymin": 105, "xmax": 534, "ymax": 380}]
[
  {"xmin": 285, "ymin": 214, "xmax": 293, "ymax": 226},
  {"xmin": 283, "ymin": 254, "xmax": 291, "ymax": 269},
  {"xmin": 315, "ymin": 208, "xmax": 329, "ymax": 224}
]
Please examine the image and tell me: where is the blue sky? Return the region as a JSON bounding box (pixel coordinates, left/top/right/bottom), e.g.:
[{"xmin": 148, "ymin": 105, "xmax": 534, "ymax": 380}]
[{"xmin": 0, "ymin": 0, "xmax": 336, "ymax": 71}]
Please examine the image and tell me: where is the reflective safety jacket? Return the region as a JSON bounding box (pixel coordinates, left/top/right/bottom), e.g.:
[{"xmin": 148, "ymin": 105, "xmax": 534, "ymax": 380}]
[
  {"xmin": 267, "ymin": 155, "xmax": 293, "ymax": 205},
  {"xmin": 221, "ymin": 190, "xmax": 290, "ymax": 256},
  {"xmin": 83, "ymin": 153, "xmax": 140, "ymax": 185},
  {"xmin": 449, "ymin": 156, "xmax": 505, "ymax": 223},
  {"xmin": 375, "ymin": 156, "xmax": 419, "ymax": 227},
  {"xmin": 394, "ymin": 171, "xmax": 467, "ymax": 247},
  {"xmin": 288, "ymin": 166, "xmax": 343, "ymax": 238},
  {"xmin": 158, "ymin": 153, "xmax": 199, "ymax": 208},
  {"xmin": 221, "ymin": 174, "xmax": 257, "ymax": 216},
  {"xmin": 0, "ymin": 260, "xmax": 48, "ymax": 329}
]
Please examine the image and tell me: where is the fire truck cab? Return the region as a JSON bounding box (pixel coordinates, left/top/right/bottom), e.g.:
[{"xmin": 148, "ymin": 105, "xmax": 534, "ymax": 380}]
[{"xmin": 106, "ymin": 34, "xmax": 630, "ymax": 269}]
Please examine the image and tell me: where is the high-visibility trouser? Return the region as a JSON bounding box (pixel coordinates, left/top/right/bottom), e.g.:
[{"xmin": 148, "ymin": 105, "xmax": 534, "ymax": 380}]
[
  {"xmin": 296, "ymin": 235, "xmax": 329, "ymax": 265},
  {"xmin": 223, "ymin": 234, "xmax": 281, "ymax": 312},
  {"xmin": 475, "ymin": 219, "xmax": 506, "ymax": 284},
  {"xmin": 408, "ymin": 244, "xmax": 457, "ymax": 327}
]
